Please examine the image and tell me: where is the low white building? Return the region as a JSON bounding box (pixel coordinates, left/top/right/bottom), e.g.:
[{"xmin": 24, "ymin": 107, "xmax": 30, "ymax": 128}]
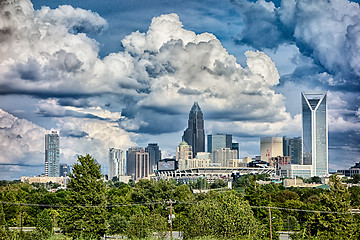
[{"xmin": 279, "ymin": 164, "xmax": 312, "ymax": 179}]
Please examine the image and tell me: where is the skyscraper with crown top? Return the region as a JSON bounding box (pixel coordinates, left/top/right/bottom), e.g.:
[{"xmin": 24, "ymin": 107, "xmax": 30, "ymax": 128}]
[{"xmin": 182, "ymin": 102, "xmax": 205, "ymax": 158}]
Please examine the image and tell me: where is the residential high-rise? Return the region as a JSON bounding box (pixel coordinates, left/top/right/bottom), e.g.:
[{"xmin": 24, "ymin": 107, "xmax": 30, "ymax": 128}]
[
  {"xmin": 108, "ymin": 148, "xmax": 127, "ymax": 181},
  {"xmin": 301, "ymin": 92, "xmax": 328, "ymax": 176},
  {"xmin": 145, "ymin": 143, "xmax": 161, "ymax": 172},
  {"xmin": 182, "ymin": 102, "xmax": 205, "ymax": 158},
  {"xmin": 127, "ymin": 148, "xmax": 149, "ymax": 180},
  {"xmin": 45, "ymin": 131, "xmax": 60, "ymax": 177},
  {"xmin": 207, "ymin": 134, "xmax": 232, "ymax": 153}
]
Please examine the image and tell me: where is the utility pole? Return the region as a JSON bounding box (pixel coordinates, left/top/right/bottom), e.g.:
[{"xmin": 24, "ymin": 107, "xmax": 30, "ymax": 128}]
[
  {"xmin": 269, "ymin": 207, "xmax": 272, "ymax": 240},
  {"xmin": 169, "ymin": 200, "xmax": 173, "ymax": 240}
]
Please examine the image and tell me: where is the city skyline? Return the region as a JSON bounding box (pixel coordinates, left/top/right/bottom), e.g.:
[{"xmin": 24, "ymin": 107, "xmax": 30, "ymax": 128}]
[{"xmin": 0, "ymin": 0, "xmax": 359, "ymax": 179}]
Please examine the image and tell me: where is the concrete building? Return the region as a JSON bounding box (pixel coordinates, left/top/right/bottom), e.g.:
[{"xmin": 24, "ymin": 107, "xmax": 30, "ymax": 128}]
[
  {"xmin": 279, "ymin": 164, "xmax": 312, "ymax": 179},
  {"xmin": 108, "ymin": 148, "xmax": 127, "ymax": 181},
  {"xmin": 182, "ymin": 102, "xmax": 205, "ymax": 158},
  {"xmin": 145, "ymin": 143, "xmax": 161, "ymax": 172},
  {"xmin": 260, "ymin": 137, "xmax": 283, "ymax": 162},
  {"xmin": 196, "ymin": 152, "xmax": 211, "ymax": 160},
  {"xmin": 207, "ymin": 134, "xmax": 232, "ymax": 153},
  {"xmin": 176, "ymin": 141, "xmax": 193, "ymax": 161},
  {"xmin": 21, "ymin": 176, "xmax": 68, "ymax": 186},
  {"xmin": 45, "ymin": 131, "xmax": 60, "ymax": 177},
  {"xmin": 211, "ymin": 148, "xmax": 238, "ymax": 167},
  {"xmin": 127, "ymin": 148, "xmax": 149, "ymax": 180},
  {"xmin": 302, "ymin": 92, "xmax": 328, "ymax": 176},
  {"xmin": 178, "ymin": 158, "xmax": 210, "ymax": 170}
]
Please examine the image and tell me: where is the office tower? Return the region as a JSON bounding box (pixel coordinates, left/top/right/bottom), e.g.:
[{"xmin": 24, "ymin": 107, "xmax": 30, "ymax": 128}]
[
  {"xmin": 108, "ymin": 148, "xmax": 126, "ymax": 181},
  {"xmin": 59, "ymin": 164, "xmax": 69, "ymax": 177},
  {"xmin": 289, "ymin": 137, "xmax": 302, "ymax": 164},
  {"xmin": 207, "ymin": 134, "xmax": 232, "ymax": 153},
  {"xmin": 145, "ymin": 143, "xmax": 162, "ymax": 172},
  {"xmin": 176, "ymin": 141, "xmax": 193, "ymax": 161},
  {"xmin": 231, "ymin": 142, "xmax": 240, "ymax": 159},
  {"xmin": 127, "ymin": 148, "xmax": 149, "ymax": 180},
  {"xmin": 260, "ymin": 137, "xmax": 283, "ymax": 162},
  {"xmin": 301, "ymin": 92, "xmax": 328, "ymax": 176},
  {"xmin": 182, "ymin": 102, "xmax": 205, "ymax": 158},
  {"xmin": 211, "ymin": 148, "xmax": 238, "ymax": 167},
  {"xmin": 283, "ymin": 137, "xmax": 290, "ymax": 156},
  {"xmin": 45, "ymin": 131, "xmax": 60, "ymax": 177}
]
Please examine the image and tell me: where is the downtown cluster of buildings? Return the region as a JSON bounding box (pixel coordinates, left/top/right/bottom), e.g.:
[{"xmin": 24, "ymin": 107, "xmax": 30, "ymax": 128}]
[
  {"xmin": 108, "ymin": 92, "xmax": 330, "ymax": 182},
  {"xmin": 20, "ymin": 92, "xmax": 359, "ymax": 185}
]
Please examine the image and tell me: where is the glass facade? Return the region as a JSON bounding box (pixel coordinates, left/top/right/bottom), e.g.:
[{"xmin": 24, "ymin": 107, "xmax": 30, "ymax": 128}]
[
  {"xmin": 207, "ymin": 134, "xmax": 232, "ymax": 153},
  {"xmin": 45, "ymin": 131, "xmax": 60, "ymax": 177},
  {"xmin": 183, "ymin": 102, "xmax": 205, "ymax": 157},
  {"xmin": 301, "ymin": 92, "xmax": 328, "ymax": 176}
]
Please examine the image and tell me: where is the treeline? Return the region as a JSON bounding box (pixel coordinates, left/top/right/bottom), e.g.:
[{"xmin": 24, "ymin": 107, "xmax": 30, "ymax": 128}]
[{"xmin": 0, "ymin": 154, "xmax": 359, "ymax": 239}]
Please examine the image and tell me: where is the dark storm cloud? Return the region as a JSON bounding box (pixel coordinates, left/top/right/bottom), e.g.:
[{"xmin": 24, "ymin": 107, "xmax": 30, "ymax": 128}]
[
  {"xmin": 232, "ymin": 0, "xmax": 360, "ymax": 87},
  {"xmin": 231, "ymin": 0, "xmax": 292, "ymax": 49},
  {"xmin": 57, "ymin": 98, "xmax": 90, "ymax": 108}
]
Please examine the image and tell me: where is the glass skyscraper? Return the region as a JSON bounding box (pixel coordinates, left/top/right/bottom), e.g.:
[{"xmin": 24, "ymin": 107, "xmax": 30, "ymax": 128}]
[
  {"xmin": 301, "ymin": 92, "xmax": 328, "ymax": 176},
  {"xmin": 182, "ymin": 102, "xmax": 205, "ymax": 158},
  {"xmin": 207, "ymin": 134, "xmax": 232, "ymax": 152},
  {"xmin": 45, "ymin": 131, "xmax": 60, "ymax": 177}
]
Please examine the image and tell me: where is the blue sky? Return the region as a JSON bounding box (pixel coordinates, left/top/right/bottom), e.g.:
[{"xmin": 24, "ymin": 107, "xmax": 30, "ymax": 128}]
[{"xmin": 0, "ymin": 0, "xmax": 359, "ymax": 179}]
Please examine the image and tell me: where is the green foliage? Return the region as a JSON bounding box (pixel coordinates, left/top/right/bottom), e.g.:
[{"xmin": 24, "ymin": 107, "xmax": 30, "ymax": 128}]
[
  {"xmin": 183, "ymin": 191, "xmax": 265, "ymax": 239},
  {"xmin": 303, "ymin": 176, "xmax": 322, "ymax": 184},
  {"xmin": 209, "ymin": 179, "xmax": 226, "ymax": 189},
  {"xmin": 61, "ymin": 154, "xmax": 107, "ymax": 240},
  {"xmin": 126, "ymin": 210, "xmax": 168, "ymax": 239},
  {"xmin": 107, "ymin": 213, "xmax": 128, "ymax": 235},
  {"xmin": 36, "ymin": 209, "xmax": 53, "ymax": 239},
  {"xmin": 347, "ymin": 173, "xmax": 360, "ymax": 184}
]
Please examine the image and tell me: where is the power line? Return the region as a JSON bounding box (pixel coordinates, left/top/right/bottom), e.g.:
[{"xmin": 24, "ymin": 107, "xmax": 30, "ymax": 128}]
[{"xmin": 1, "ymin": 200, "xmax": 359, "ymax": 215}]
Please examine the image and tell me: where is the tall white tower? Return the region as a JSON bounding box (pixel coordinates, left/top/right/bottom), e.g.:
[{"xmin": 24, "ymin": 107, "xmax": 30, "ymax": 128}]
[
  {"xmin": 301, "ymin": 92, "xmax": 328, "ymax": 176},
  {"xmin": 108, "ymin": 148, "xmax": 126, "ymax": 181}
]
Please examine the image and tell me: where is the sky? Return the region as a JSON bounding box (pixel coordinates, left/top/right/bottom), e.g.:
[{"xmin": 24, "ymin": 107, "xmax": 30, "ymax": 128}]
[{"xmin": 0, "ymin": 0, "xmax": 359, "ymax": 180}]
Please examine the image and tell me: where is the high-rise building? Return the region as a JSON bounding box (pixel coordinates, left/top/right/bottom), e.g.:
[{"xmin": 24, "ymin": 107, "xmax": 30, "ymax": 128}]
[
  {"xmin": 211, "ymin": 148, "xmax": 238, "ymax": 167},
  {"xmin": 260, "ymin": 137, "xmax": 283, "ymax": 162},
  {"xmin": 182, "ymin": 102, "xmax": 205, "ymax": 158},
  {"xmin": 127, "ymin": 148, "xmax": 149, "ymax": 180},
  {"xmin": 289, "ymin": 137, "xmax": 302, "ymax": 164},
  {"xmin": 45, "ymin": 131, "xmax": 60, "ymax": 177},
  {"xmin": 145, "ymin": 143, "xmax": 161, "ymax": 172},
  {"xmin": 207, "ymin": 134, "xmax": 232, "ymax": 153},
  {"xmin": 108, "ymin": 148, "xmax": 127, "ymax": 181},
  {"xmin": 231, "ymin": 142, "xmax": 240, "ymax": 159},
  {"xmin": 176, "ymin": 141, "xmax": 193, "ymax": 161},
  {"xmin": 301, "ymin": 92, "xmax": 328, "ymax": 176},
  {"xmin": 59, "ymin": 164, "xmax": 69, "ymax": 177}
]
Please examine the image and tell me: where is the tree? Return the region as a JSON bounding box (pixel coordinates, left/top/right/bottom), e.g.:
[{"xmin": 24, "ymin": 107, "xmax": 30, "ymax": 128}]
[
  {"xmin": 0, "ymin": 204, "xmax": 8, "ymax": 239},
  {"xmin": 35, "ymin": 209, "xmax": 53, "ymax": 239},
  {"xmin": 183, "ymin": 191, "xmax": 265, "ymax": 239},
  {"xmin": 61, "ymin": 154, "xmax": 107, "ymax": 239},
  {"xmin": 107, "ymin": 213, "xmax": 128, "ymax": 236}
]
